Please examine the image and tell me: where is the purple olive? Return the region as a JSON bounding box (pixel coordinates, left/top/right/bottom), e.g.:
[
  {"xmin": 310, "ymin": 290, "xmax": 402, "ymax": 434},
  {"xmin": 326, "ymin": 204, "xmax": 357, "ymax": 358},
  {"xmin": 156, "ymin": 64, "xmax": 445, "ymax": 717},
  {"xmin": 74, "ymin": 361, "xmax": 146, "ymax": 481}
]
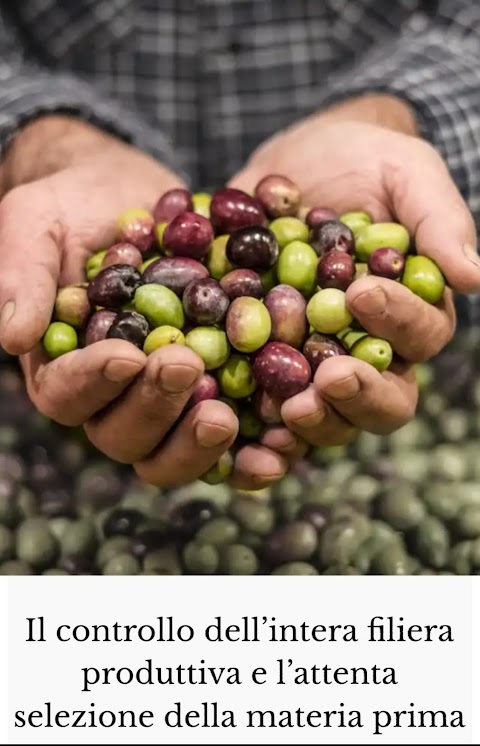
[
  {"xmin": 106, "ymin": 311, "xmax": 150, "ymax": 349},
  {"xmin": 153, "ymin": 188, "xmax": 193, "ymax": 223},
  {"xmin": 254, "ymin": 174, "xmax": 301, "ymax": 218},
  {"xmin": 142, "ymin": 256, "xmax": 209, "ymax": 296},
  {"xmin": 187, "ymin": 374, "xmax": 219, "ymax": 410},
  {"xmin": 316, "ymin": 249, "xmax": 355, "ymax": 291},
  {"xmin": 183, "ymin": 278, "xmax": 230, "ymax": 325},
  {"xmin": 252, "ymin": 342, "xmax": 311, "ymax": 398},
  {"xmin": 264, "ymin": 284, "xmax": 307, "ymax": 349},
  {"xmin": 220, "ymin": 269, "xmax": 265, "ymax": 300},
  {"xmin": 310, "ymin": 219, "xmax": 355, "ymax": 257},
  {"xmin": 305, "ymin": 206, "xmax": 338, "ymax": 229},
  {"xmin": 102, "ymin": 243, "xmax": 143, "ymax": 269},
  {"xmin": 85, "ymin": 310, "xmax": 118, "ymax": 345},
  {"xmin": 116, "ymin": 208, "xmax": 155, "ymax": 253},
  {"xmin": 210, "ymin": 188, "xmax": 266, "ymax": 234},
  {"xmin": 162, "ymin": 211, "xmax": 214, "ymax": 260},
  {"xmin": 297, "ymin": 503, "xmax": 331, "ymax": 532},
  {"xmin": 253, "ymin": 389, "xmax": 284, "ymax": 425},
  {"xmin": 303, "ymin": 333, "xmax": 347, "ymax": 374},
  {"xmin": 226, "ymin": 226, "xmax": 279, "ymax": 271},
  {"xmin": 87, "ymin": 265, "xmax": 143, "ymax": 309},
  {"xmin": 368, "ymin": 247, "xmax": 406, "ymax": 280},
  {"xmin": 264, "ymin": 521, "xmax": 318, "ymax": 564}
]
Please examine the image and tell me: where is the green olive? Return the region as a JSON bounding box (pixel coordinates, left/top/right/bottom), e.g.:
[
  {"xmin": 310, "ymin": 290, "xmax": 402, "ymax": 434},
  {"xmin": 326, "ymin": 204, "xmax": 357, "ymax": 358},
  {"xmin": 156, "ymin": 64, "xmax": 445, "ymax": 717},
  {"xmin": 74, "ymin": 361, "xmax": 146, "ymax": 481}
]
[
  {"xmin": 103, "ymin": 553, "xmax": 140, "ymax": 575},
  {"xmin": 230, "ymin": 497, "xmax": 276, "ymax": 535},
  {"xmin": 192, "ymin": 192, "xmax": 212, "ymax": 218},
  {"xmin": 448, "ymin": 542, "xmax": 472, "ymax": 575},
  {"xmin": 259, "ymin": 267, "xmax": 277, "ymax": 292},
  {"xmin": 220, "ymin": 544, "xmax": 259, "ymax": 575},
  {"xmin": 218, "ymin": 354, "xmax": 256, "ymax": 398},
  {"xmin": 140, "ymin": 254, "xmax": 162, "ymax": 273},
  {"xmin": 378, "ymin": 484, "xmax": 426, "ymax": 531},
  {"xmin": 185, "ymin": 327, "xmax": 230, "ymax": 369},
  {"xmin": 96, "ymin": 536, "xmax": 133, "ymax": 569},
  {"xmin": 338, "ymin": 211, "xmax": 372, "ymax": 237},
  {"xmin": 143, "ymin": 547, "xmax": 182, "ymax": 575},
  {"xmin": 226, "ymin": 297, "xmax": 271, "ymax": 353},
  {"xmin": 144, "ymin": 325, "xmax": 185, "ymax": 355},
  {"xmin": 371, "ymin": 544, "xmax": 411, "ymax": 575},
  {"xmin": 271, "ymin": 562, "xmax": 319, "ymax": 576},
  {"xmin": 402, "ymin": 255, "xmax": 446, "ymax": 304},
  {"xmin": 134, "ymin": 284, "xmax": 184, "ymax": 329},
  {"xmin": 422, "ymin": 483, "xmax": 460, "ymax": 522},
  {"xmin": 201, "ymin": 451, "xmax": 234, "ymax": 485},
  {"xmin": 207, "ymin": 235, "xmax": 233, "ymax": 280},
  {"xmin": 455, "ymin": 506, "xmax": 480, "ymax": 538},
  {"xmin": 350, "ymin": 336, "xmax": 393, "ymax": 372},
  {"xmin": 238, "ymin": 407, "xmax": 264, "ymax": 439},
  {"xmin": 307, "ymin": 288, "xmax": 353, "ymax": 334},
  {"xmin": 16, "ymin": 518, "xmax": 59, "ymax": 569},
  {"xmin": 59, "ymin": 519, "xmax": 97, "ymax": 557},
  {"xmin": 339, "ymin": 329, "xmax": 368, "ymax": 350},
  {"xmin": 155, "ymin": 222, "xmax": 168, "ymax": 248},
  {"xmin": 86, "ymin": 250, "xmax": 107, "ymax": 280},
  {"xmin": 269, "ymin": 217, "xmax": 310, "ymax": 249},
  {"xmin": 183, "ymin": 541, "xmax": 219, "ymax": 574},
  {"xmin": 356, "ymin": 222, "xmax": 410, "ymax": 261},
  {"xmin": 277, "ymin": 240, "xmax": 318, "ymax": 295},
  {"xmin": 413, "ymin": 517, "xmax": 449, "ymax": 569},
  {"xmin": 195, "ymin": 516, "xmax": 240, "ymax": 546},
  {"xmin": 43, "ymin": 322, "xmax": 78, "ymax": 359}
]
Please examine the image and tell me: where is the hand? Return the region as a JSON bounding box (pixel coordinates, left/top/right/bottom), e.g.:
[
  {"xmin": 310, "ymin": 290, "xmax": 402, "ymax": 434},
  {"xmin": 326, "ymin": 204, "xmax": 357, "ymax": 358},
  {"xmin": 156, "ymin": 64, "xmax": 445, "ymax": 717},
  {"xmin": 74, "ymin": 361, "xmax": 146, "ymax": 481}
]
[
  {"xmin": 231, "ymin": 95, "xmax": 480, "ymax": 447},
  {"xmin": 0, "ymin": 116, "xmax": 296, "ymax": 489}
]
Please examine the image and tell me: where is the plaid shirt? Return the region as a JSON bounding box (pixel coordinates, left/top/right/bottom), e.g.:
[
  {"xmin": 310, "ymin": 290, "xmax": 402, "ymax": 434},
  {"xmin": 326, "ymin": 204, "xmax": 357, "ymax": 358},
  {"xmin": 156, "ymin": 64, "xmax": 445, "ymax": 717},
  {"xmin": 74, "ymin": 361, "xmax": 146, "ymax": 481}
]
[{"xmin": 0, "ymin": 0, "xmax": 478, "ymax": 321}]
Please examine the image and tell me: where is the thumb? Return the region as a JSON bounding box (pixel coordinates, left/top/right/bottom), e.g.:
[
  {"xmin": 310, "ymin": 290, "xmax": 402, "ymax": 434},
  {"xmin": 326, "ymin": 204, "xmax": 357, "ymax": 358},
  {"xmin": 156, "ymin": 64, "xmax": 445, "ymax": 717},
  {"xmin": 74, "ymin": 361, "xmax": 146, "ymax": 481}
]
[
  {"xmin": 390, "ymin": 140, "xmax": 480, "ymax": 294},
  {"xmin": 0, "ymin": 184, "xmax": 62, "ymax": 355}
]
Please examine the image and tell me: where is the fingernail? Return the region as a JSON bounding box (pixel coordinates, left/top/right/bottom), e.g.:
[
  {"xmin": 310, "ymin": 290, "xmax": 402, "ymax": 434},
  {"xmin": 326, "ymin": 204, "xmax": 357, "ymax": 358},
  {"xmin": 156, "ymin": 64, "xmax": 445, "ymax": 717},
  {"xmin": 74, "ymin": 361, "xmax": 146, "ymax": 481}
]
[
  {"xmin": 352, "ymin": 286, "xmax": 387, "ymax": 316},
  {"xmin": 159, "ymin": 364, "xmax": 199, "ymax": 393},
  {"xmin": 324, "ymin": 374, "xmax": 360, "ymax": 400},
  {"xmin": 292, "ymin": 409, "xmax": 325, "ymax": 428},
  {"xmin": 103, "ymin": 359, "xmax": 144, "ymax": 383},
  {"xmin": 463, "ymin": 243, "xmax": 480, "ymax": 267},
  {"xmin": 195, "ymin": 421, "xmax": 232, "ymax": 447},
  {"xmin": 0, "ymin": 301, "xmax": 15, "ymax": 336}
]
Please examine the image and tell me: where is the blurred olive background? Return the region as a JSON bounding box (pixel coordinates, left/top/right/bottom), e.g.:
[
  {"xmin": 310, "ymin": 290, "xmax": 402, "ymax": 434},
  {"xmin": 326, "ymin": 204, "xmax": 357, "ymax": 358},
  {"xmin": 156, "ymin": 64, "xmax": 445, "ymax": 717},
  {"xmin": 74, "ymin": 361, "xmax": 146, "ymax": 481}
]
[{"xmin": 1, "ymin": 331, "xmax": 480, "ymax": 577}]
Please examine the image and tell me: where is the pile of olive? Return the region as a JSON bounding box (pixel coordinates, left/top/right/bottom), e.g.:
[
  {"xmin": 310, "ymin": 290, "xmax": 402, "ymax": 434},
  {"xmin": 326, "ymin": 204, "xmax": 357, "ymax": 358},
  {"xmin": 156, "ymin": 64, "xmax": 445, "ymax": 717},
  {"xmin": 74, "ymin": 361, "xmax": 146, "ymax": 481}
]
[
  {"xmin": 2, "ymin": 328, "xmax": 480, "ymax": 575},
  {"xmin": 40, "ymin": 176, "xmax": 446, "ymax": 483}
]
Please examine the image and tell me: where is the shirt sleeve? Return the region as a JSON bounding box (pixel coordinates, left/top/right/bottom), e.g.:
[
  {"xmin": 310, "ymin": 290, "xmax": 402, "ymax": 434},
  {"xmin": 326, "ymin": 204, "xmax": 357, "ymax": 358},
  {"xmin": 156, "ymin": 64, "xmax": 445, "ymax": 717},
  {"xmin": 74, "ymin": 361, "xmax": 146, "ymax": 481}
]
[
  {"xmin": 322, "ymin": 0, "xmax": 480, "ymax": 217},
  {"xmin": 0, "ymin": 7, "xmax": 182, "ymax": 176}
]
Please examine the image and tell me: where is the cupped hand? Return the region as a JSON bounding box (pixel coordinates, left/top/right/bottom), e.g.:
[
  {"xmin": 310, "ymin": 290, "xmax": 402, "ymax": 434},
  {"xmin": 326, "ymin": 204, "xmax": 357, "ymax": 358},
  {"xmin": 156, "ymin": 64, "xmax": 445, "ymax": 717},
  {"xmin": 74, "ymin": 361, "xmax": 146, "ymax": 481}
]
[
  {"xmin": 231, "ymin": 111, "xmax": 480, "ymax": 447},
  {"xmin": 0, "ymin": 117, "xmax": 294, "ymax": 489}
]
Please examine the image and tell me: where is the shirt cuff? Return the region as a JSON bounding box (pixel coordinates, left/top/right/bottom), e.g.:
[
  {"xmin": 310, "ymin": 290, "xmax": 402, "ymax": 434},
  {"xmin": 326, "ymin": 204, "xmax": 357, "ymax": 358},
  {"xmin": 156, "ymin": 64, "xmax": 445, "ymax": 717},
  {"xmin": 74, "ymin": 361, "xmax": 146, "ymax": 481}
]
[
  {"xmin": 320, "ymin": 28, "xmax": 480, "ymax": 214},
  {"xmin": 0, "ymin": 71, "xmax": 185, "ymax": 179}
]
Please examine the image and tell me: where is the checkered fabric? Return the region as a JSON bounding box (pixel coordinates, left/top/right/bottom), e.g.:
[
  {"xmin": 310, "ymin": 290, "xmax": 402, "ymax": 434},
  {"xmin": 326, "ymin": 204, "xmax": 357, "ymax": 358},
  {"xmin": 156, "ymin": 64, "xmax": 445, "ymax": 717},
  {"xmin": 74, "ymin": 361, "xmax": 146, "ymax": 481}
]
[{"xmin": 0, "ymin": 0, "xmax": 479, "ymax": 321}]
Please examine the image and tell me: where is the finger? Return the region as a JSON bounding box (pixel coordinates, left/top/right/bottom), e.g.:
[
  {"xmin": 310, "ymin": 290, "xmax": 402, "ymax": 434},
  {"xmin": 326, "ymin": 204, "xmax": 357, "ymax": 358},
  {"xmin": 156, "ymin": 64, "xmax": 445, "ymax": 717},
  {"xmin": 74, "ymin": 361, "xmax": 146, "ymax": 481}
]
[
  {"xmin": 390, "ymin": 139, "xmax": 480, "ymax": 293},
  {"xmin": 230, "ymin": 445, "xmax": 289, "ymax": 490},
  {"xmin": 260, "ymin": 426, "xmax": 309, "ymax": 461},
  {"xmin": 0, "ymin": 186, "xmax": 62, "ymax": 355},
  {"xmin": 313, "ymin": 355, "xmax": 417, "ymax": 435},
  {"xmin": 84, "ymin": 344, "xmax": 204, "ymax": 462},
  {"xmin": 134, "ymin": 400, "xmax": 238, "ymax": 488},
  {"xmin": 21, "ymin": 339, "xmax": 146, "ymax": 426},
  {"xmin": 346, "ymin": 276, "xmax": 456, "ymax": 362},
  {"xmin": 281, "ymin": 384, "xmax": 358, "ymax": 446}
]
